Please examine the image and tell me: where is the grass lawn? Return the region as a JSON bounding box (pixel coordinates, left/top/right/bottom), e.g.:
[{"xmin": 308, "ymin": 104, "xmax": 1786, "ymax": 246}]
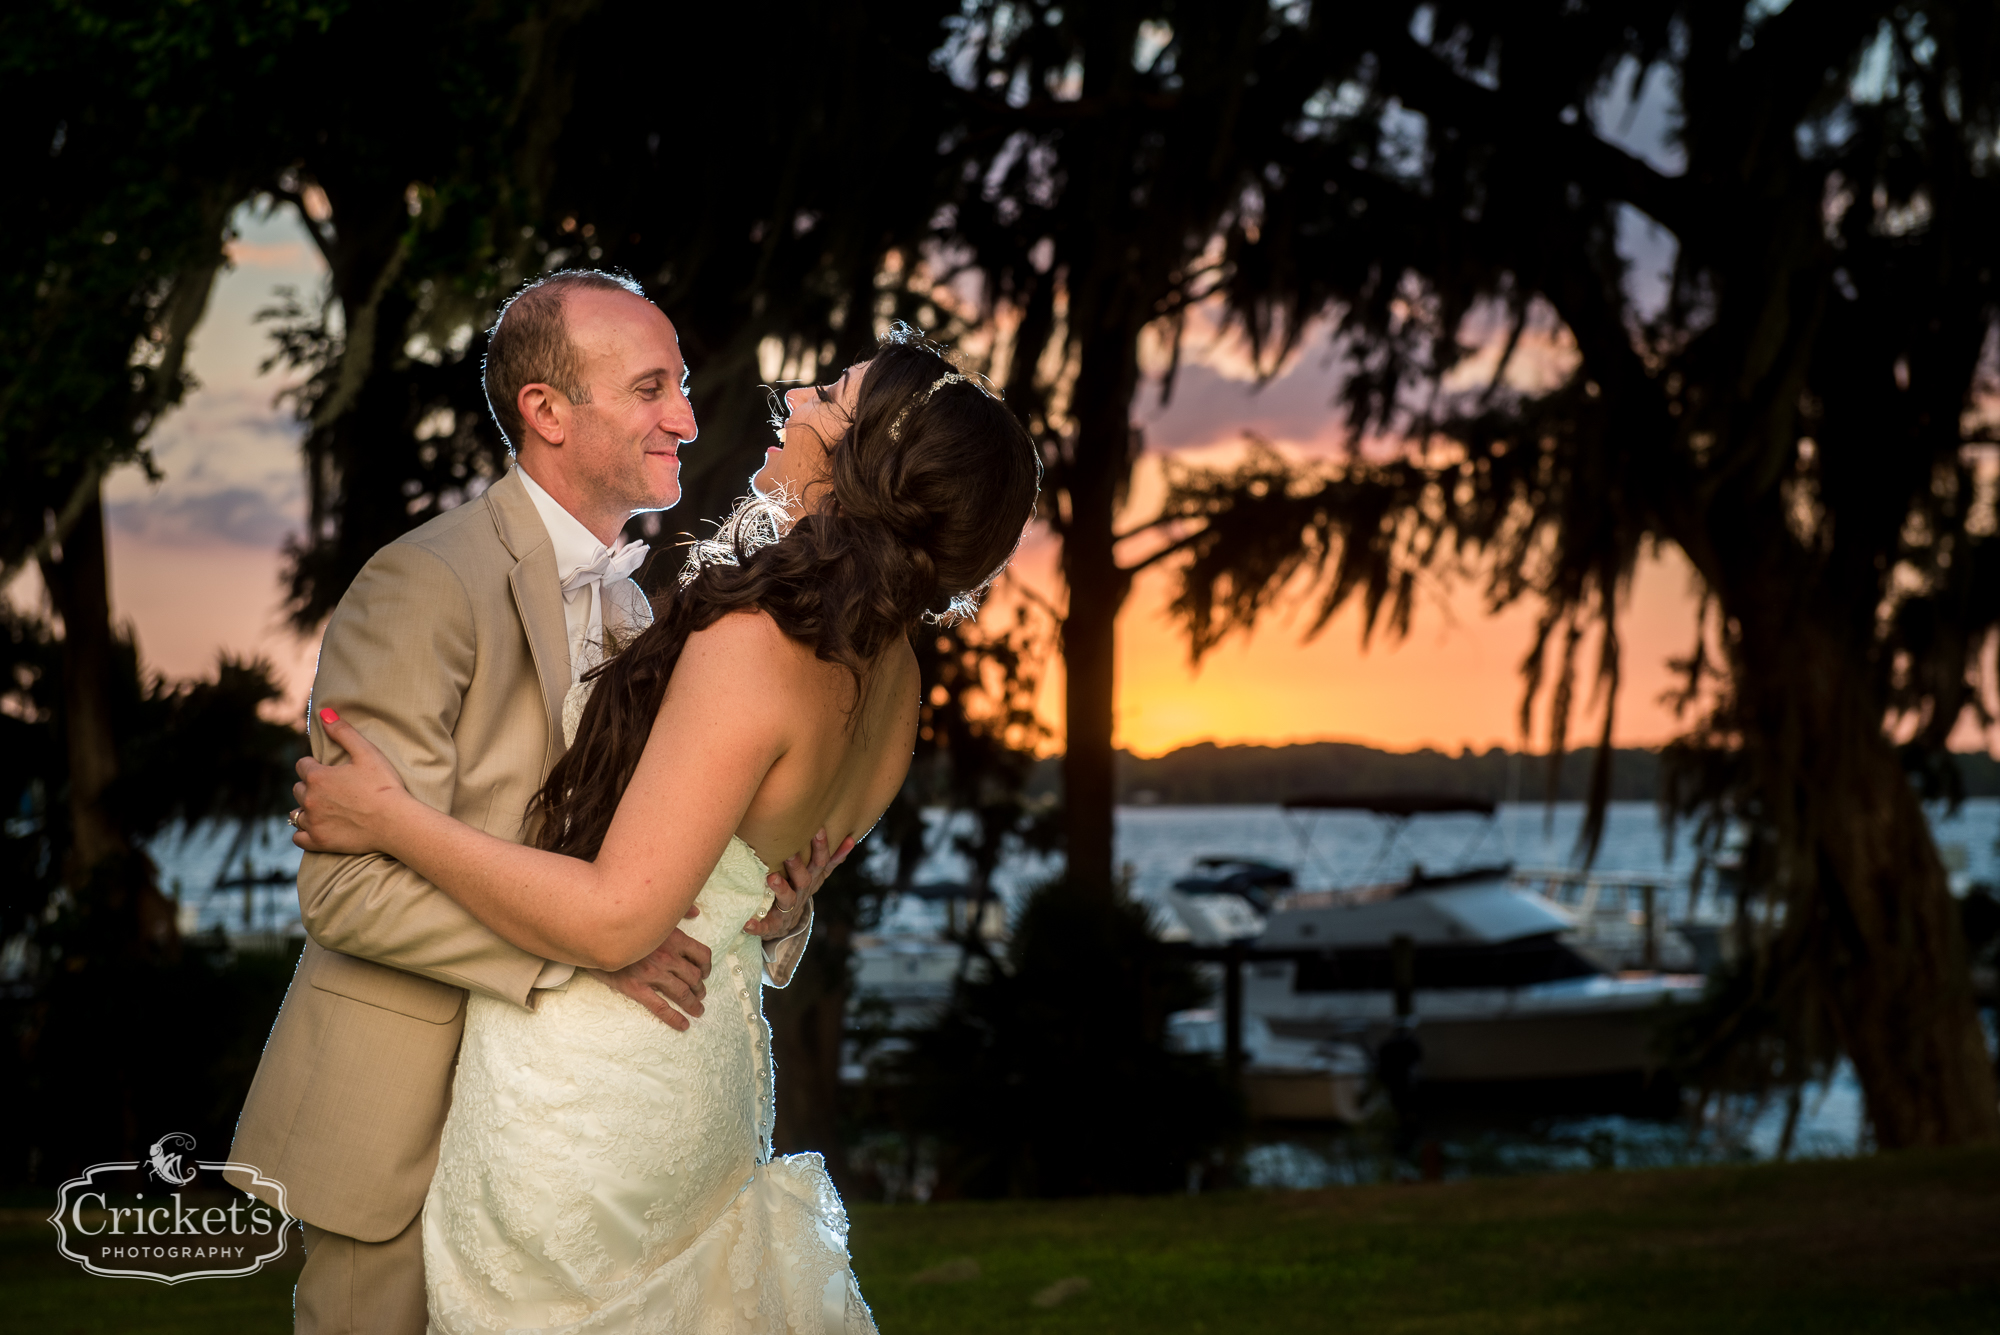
[{"xmin": 2, "ymin": 1148, "xmax": 1994, "ymax": 1333}]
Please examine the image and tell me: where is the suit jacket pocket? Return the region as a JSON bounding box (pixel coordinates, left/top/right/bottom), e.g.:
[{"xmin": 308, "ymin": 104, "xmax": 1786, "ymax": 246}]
[{"xmin": 308, "ymin": 947, "xmax": 466, "ymax": 1024}]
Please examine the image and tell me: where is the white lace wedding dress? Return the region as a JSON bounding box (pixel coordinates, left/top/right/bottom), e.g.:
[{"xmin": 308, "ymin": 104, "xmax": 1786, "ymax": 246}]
[{"xmin": 421, "ymin": 836, "xmax": 876, "ymax": 1334}]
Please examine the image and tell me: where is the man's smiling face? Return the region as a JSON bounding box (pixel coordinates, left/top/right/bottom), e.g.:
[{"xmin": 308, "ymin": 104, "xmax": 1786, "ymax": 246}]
[{"xmin": 561, "ymin": 286, "xmax": 696, "ymax": 515}]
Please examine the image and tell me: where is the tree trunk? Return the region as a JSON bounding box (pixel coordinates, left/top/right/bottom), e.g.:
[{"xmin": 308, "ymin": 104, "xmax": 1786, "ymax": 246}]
[
  {"xmin": 39, "ymin": 486, "xmax": 177, "ymax": 960},
  {"xmin": 42, "ymin": 489, "xmax": 123, "ymax": 877},
  {"xmin": 1727, "ymin": 588, "xmax": 2000, "ymax": 1147},
  {"xmin": 1825, "ymin": 751, "xmax": 2000, "ymax": 1145},
  {"xmin": 1058, "ymin": 323, "xmax": 1140, "ymax": 894}
]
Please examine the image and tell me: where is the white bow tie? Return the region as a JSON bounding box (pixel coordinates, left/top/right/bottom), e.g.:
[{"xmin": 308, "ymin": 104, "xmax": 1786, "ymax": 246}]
[{"xmin": 560, "ymin": 542, "xmax": 649, "ymax": 596}]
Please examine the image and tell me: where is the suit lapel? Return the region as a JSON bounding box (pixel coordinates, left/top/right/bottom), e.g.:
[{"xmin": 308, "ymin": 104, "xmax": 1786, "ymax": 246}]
[{"xmin": 486, "ymin": 469, "xmax": 571, "ymax": 767}]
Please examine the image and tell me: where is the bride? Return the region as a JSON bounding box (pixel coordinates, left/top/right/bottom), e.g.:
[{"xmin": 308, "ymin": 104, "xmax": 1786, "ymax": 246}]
[{"xmin": 287, "ymin": 329, "xmax": 1041, "ymax": 1334}]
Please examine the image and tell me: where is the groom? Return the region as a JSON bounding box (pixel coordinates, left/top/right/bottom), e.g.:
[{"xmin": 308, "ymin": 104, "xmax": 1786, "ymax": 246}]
[{"xmin": 229, "ymin": 270, "xmax": 843, "ymax": 1334}]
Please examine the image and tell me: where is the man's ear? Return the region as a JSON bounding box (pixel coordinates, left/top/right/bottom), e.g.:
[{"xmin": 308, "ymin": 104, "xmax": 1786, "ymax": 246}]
[{"xmin": 518, "ymin": 383, "xmax": 567, "ymax": 446}]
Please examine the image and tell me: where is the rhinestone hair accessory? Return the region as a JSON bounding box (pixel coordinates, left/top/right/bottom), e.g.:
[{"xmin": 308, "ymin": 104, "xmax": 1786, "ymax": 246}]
[
  {"xmin": 887, "ymin": 371, "xmax": 987, "ymax": 443},
  {"xmin": 678, "ymin": 486, "xmax": 797, "ymax": 587}
]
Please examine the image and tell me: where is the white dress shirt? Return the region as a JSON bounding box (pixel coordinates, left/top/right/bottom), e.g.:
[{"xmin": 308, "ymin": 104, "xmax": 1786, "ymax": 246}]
[
  {"xmin": 518, "ymin": 468, "xmax": 646, "ymax": 990},
  {"xmin": 517, "ymin": 466, "xmax": 647, "ymax": 682}
]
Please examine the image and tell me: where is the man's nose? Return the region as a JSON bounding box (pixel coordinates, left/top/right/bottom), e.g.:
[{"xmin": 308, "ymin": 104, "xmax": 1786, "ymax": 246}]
[{"xmin": 662, "ymin": 387, "xmax": 698, "ymax": 445}]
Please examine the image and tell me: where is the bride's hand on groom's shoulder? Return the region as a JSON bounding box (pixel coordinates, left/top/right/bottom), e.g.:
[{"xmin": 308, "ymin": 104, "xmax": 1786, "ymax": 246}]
[
  {"xmin": 744, "ymin": 829, "xmax": 856, "ymax": 940},
  {"xmin": 289, "ymin": 708, "xmax": 413, "ymax": 856}
]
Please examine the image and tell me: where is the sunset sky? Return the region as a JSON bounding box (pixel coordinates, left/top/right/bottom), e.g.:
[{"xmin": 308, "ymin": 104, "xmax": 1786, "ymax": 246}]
[{"xmin": 5, "ymin": 202, "xmax": 1732, "ymax": 760}]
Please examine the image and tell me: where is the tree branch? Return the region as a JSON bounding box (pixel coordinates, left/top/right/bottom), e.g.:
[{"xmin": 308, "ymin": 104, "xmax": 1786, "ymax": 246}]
[
  {"xmin": 270, "ymin": 184, "xmax": 340, "ymax": 276},
  {"xmin": 1364, "ymin": 17, "xmax": 1692, "ymax": 238},
  {"xmin": 1111, "ymin": 512, "xmax": 1183, "ymax": 544},
  {"xmin": 1118, "ymin": 525, "xmax": 1207, "ymax": 578}
]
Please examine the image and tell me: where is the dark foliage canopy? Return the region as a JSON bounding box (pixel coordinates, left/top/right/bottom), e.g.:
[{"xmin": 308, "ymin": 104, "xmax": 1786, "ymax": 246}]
[
  {"xmin": 0, "ymin": 0, "xmax": 326, "ymax": 574},
  {"xmin": 1144, "ymin": 0, "xmax": 2000, "ymax": 1143},
  {"xmin": 275, "ymin": 0, "xmax": 970, "ymax": 626}
]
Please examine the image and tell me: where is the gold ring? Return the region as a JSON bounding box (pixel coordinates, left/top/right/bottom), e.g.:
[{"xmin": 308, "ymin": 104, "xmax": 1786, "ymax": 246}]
[{"xmin": 287, "ymin": 808, "xmax": 305, "ymax": 828}]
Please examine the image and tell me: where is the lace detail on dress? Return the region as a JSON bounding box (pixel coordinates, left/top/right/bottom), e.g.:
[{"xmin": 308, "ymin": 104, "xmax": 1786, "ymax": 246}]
[{"xmin": 422, "ymin": 837, "xmax": 873, "ymax": 1334}]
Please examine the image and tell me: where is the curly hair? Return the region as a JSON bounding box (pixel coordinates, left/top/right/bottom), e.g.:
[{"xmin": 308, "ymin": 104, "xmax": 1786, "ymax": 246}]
[{"xmin": 529, "ymin": 328, "xmax": 1041, "ymax": 860}]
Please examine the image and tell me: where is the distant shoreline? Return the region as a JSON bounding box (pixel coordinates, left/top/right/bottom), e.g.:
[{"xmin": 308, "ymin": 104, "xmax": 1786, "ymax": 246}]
[{"xmin": 1019, "ymin": 741, "xmax": 2000, "ymax": 806}]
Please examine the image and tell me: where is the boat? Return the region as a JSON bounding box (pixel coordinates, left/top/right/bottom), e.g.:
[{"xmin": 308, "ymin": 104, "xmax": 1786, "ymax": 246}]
[
  {"xmin": 1166, "ymin": 1009, "xmax": 1371, "ymax": 1123},
  {"xmin": 847, "ymin": 930, "xmax": 966, "ymax": 1034},
  {"xmin": 1509, "ymin": 866, "xmax": 1716, "ymax": 974},
  {"xmin": 1164, "ymin": 795, "xmax": 1707, "ymax": 1113},
  {"xmin": 1249, "ymin": 871, "xmax": 1702, "ymax": 1084}
]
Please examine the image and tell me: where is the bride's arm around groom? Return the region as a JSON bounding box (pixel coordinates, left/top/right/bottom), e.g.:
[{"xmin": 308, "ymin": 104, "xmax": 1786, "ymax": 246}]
[{"xmin": 296, "ymin": 527, "xmax": 562, "ymax": 1008}]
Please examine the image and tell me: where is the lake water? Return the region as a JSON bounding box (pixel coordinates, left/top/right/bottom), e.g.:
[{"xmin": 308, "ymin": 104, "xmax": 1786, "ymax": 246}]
[
  {"xmin": 869, "ymin": 798, "xmax": 2000, "ymax": 927},
  {"xmin": 157, "ymin": 799, "xmax": 2000, "ymax": 931},
  {"xmin": 153, "ymin": 801, "xmax": 1996, "ymax": 1179}
]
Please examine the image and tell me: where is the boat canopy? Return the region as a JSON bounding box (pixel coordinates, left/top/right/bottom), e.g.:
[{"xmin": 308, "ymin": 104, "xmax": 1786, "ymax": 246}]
[
  {"xmin": 1259, "ymin": 882, "xmax": 1574, "ymax": 949},
  {"xmin": 1281, "ymin": 793, "xmax": 1497, "ymax": 818}
]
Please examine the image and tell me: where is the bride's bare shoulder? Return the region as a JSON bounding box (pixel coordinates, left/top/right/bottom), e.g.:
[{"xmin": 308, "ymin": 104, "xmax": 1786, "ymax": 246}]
[
  {"xmin": 673, "ymin": 608, "xmax": 807, "ymax": 683},
  {"xmin": 681, "ymin": 610, "xmax": 915, "ymax": 706},
  {"xmin": 687, "ymin": 607, "xmax": 792, "ymax": 650}
]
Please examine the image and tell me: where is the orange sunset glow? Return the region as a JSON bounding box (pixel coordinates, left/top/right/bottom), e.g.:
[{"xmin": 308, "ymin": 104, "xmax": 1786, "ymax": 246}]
[{"xmin": 52, "ymin": 203, "xmax": 1724, "ymax": 759}]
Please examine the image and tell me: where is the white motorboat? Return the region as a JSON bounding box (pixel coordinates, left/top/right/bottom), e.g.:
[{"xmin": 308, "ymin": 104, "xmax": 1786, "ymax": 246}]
[
  {"xmin": 1510, "ymin": 865, "xmax": 1722, "ymax": 974},
  {"xmin": 848, "ymin": 931, "xmax": 966, "ymax": 1033},
  {"xmin": 1165, "ymin": 796, "xmax": 1707, "ymax": 1095},
  {"xmin": 1248, "ymin": 870, "xmax": 1703, "ymax": 1082},
  {"xmin": 839, "ymin": 881, "xmax": 1013, "ymax": 1081}
]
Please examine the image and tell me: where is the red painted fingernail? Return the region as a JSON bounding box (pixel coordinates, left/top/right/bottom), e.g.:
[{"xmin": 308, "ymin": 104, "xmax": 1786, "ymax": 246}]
[{"xmin": 320, "ymin": 708, "xmax": 339, "ymax": 723}]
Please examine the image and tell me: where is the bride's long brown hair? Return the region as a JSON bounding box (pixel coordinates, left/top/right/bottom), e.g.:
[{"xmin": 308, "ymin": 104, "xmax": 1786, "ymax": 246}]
[{"xmin": 529, "ymin": 330, "xmax": 1041, "ymax": 860}]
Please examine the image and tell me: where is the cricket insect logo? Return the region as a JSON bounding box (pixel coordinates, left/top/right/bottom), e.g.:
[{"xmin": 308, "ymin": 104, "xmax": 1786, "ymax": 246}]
[{"xmin": 146, "ymin": 1133, "xmax": 199, "ymax": 1188}]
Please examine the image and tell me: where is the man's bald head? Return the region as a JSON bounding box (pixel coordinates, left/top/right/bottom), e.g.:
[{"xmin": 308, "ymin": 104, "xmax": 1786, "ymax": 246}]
[{"xmin": 483, "ymin": 269, "xmax": 651, "ymax": 452}]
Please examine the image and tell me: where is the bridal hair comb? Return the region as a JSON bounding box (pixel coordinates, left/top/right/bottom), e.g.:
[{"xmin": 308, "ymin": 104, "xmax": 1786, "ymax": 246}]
[
  {"xmin": 887, "ymin": 371, "xmax": 993, "ymax": 443},
  {"xmin": 678, "ymin": 486, "xmax": 797, "ymax": 586}
]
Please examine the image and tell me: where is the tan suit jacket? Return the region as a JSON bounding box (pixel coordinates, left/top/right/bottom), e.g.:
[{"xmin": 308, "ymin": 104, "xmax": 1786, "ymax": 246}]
[{"xmin": 228, "ymin": 468, "xmax": 810, "ymax": 1242}]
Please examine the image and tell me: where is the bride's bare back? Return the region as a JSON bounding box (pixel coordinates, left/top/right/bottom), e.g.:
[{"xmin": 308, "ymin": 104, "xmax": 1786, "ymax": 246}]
[{"xmin": 679, "ymin": 609, "xmax": 918, "ymax": 874}]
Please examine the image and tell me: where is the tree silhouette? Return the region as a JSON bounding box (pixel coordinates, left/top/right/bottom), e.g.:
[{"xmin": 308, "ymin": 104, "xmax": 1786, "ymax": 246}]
[
  {"xmin": 927, "ymin": 0, "xmax": 1332, "ymax": 890},
  {"xmin": 22, "ymin": 0, "xmax": 1998, "ymax": 1156},
  {"xmin": 1158, "ymin": 0, "xmax": 2000, "ymax": 1145},
  {"xmin": 0, "ymin": 0, "xmax": 325, "ymax": 960}
]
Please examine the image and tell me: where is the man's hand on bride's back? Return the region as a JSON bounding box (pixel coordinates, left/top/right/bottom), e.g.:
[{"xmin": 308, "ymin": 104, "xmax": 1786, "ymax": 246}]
[
  {"xmin": 290, "ymin": 709, "xmax": 414, "ymax": 856},
  {"xmin": 589, "ymin": 829, "xmax": 849, "ymax": 1029},
  {"xmin": 589, "ymin": 929, "xmax": 712, "ymax": 1031},
  {"xmin": 744, "ymin": 829, "xmax": 855, "ymax": 940}
]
